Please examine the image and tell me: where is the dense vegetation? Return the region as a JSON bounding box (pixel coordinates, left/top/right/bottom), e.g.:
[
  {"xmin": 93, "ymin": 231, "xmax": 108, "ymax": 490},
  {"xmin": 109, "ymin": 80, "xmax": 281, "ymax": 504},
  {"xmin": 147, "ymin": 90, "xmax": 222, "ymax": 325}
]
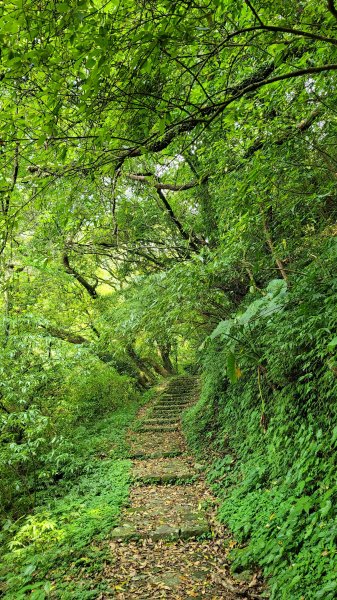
[{"xmin": 1, "ymin": 0, "xmax": 337, "ymax": 597}]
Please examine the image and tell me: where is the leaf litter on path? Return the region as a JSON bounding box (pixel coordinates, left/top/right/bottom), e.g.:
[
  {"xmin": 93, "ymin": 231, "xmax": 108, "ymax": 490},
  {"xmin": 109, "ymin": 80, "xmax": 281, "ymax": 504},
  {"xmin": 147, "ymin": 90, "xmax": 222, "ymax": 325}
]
[
  {"xmin": 132, "ymin": 455, "xmax": 195, "ymax": 482},
  {"xmin": 128, "ymin": 430, "xmax": 185, "ymax": 458},
  {"xmin": 101, "ymin": 538, "xmax": 265, "ymax": 599},
  {"xmin": 100, "ymin": 377, "xmax": 266, "ymax": 599}
]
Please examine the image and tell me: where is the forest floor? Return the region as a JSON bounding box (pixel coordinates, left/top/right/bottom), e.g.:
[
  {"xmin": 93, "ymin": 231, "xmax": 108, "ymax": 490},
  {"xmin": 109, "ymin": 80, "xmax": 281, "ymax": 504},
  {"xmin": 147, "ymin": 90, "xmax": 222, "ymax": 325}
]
[{"xmin": 100, "ymin": 376, "xmax": 266, "ymax": 599}]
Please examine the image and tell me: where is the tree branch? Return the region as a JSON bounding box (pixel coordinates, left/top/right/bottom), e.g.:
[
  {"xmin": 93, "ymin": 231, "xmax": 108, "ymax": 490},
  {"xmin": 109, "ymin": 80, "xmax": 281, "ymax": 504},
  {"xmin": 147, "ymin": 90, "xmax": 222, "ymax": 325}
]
[
  {"xmin": 327, "ymin": 0, "xmax": 337, "ymax": 20},
  {"xmin": 244, "ymin": 107, "xmax": 321, "ymax": 159},
  {"xmin": 156, "ymin": 189, "xmax": 201, "ymax": 251},
  {"xmin": 126, "ymin": 173, "xmax": 206, "ymax": 191},
  {"xmin": 220, "ymin": 24, "xmax": 337, "ymax": 48},
  {"xmin": 207, "ymin": 64, "xmax": 337, "ymax": 129},
  {"xmin": 132, "ymin": 109, "xmax": 321, "ymax": 199},
  {"xmin": 62, "ymin": 253, "xmax": 98, "ymax": 299},
  {"xmin": 244, "ymin": 0, "xmax": 264, "ymax": 25},
  {"xmin": 114, "ymin": 61, "xmax": 337, "ymax": 172},
  {"xmin": 114, "ymin": 62, "xmax": 275, "ymax": 170},
  {"xmin": 39, "ymin": 324, "xmax": 89, "ymax": 344}
]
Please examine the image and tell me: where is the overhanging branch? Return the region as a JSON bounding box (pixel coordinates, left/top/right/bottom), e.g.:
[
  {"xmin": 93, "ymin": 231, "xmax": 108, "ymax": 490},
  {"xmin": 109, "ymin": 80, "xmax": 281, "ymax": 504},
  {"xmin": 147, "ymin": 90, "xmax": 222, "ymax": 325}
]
[
  {"xmin": 243, "ymin": 107, "xmax": 322, "ymax": 159},
  {"xmin": 327, "ymin": 0, "xmax": 337, "ymax": 20},
  {"xmin": 62, "ymin": 253, "xmax": 98, "ymax": 299},
  {"xmin": 114, "ymin": 63, "xmax": 337, "ymax": 172},
  {"xmin": 39, "ymin": 324, "xmax": 89, "ymax": 344},
  {"xmin": 156, "ymin": 189, "xmax": 201, "ymax": 251},
  {"xmin": 126, "ymin": 173, "xmax": 207, "ymax": 191}
]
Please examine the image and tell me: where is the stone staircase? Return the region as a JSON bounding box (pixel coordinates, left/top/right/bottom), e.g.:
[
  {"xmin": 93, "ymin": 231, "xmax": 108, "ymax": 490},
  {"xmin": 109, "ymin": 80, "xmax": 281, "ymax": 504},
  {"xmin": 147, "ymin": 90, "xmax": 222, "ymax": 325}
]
[
  {"xmin": 111, "ymin": 376, "xmax": 209, "ymax": 542},
  {"xmin": 136, "ymin": 376, "xmax": 198, "ymax": 433},
  {"xmin": 103, "ymin": 376, "xmax": 263, "ymax": 598}
]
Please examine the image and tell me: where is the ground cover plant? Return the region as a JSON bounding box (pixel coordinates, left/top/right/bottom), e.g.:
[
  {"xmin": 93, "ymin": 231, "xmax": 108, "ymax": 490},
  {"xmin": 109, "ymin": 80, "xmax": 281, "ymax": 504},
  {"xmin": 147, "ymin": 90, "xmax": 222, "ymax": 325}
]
[
  {"xmin": 183, "ymin": 244, "xmax": 337, "ymax": 598},
  {"xmin": 0, "ymin": 396, "xmax": 142, "ymax": 598}
]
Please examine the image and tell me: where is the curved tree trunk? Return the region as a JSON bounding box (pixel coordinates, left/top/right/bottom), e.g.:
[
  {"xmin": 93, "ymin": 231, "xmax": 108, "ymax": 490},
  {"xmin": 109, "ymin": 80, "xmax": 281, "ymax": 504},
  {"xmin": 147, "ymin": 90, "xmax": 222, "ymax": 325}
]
[{"xmin": 157, "ymin": 342, "xmax": 175, "ymax": 375}]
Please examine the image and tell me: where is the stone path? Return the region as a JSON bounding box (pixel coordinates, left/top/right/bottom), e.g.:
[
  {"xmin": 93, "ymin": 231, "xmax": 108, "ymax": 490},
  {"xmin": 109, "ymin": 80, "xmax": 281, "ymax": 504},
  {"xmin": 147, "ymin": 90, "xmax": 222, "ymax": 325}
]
[{"xmin": 101, "ymin": 376, "xmax": 266, "ymax": 599}]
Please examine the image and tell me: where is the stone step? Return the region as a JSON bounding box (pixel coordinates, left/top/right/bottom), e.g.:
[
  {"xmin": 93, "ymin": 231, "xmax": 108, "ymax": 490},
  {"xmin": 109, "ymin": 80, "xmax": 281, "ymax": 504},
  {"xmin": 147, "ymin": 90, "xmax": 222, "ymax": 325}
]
[
  {"xmin": 155, "ymin": 403, "xmax": 191, "ymax": 410},
  {"xmin": 166, "ymin": 390, "xmax": 195, "ymax": 393},
  {"xmin": 166, "ymin": 393, "xmax": 195, "ymax": 396},
  {"xmin": 166, "ymin": 380, "xmax": 196, "ymax": 385},
  {"xmin": 161, "ymin": 388, "xmax": 196, "ymax": 392},
  {"xmin": 151, "ymin": 412, "xmax": 187, "ymax": 418},
  {"xmin": 150, "ymin": 409, "xmax": 182, "ymax": 416},
  {"xmin": 167, "ymin": 385, "xmax": 197, "ymax": 392},
  {"xmin": 129, "ymin": 450, "xmax": 183, "ymax": 460},
  {"xmin": 164, "ymin": 387, "xmax": 196, "ymax": 392},
  {"xmin": 163, "ymin": 384, "xmax": 196, "ymax": 389},
  {"xmin": 151, "ymin": 414, "xmax": 183, "ymax": 421},
  {"xmin": 161, "ymin": 390, "xmax": 195, "ymax": 398},
  {"xmin": 166, "ymin": 380, "xmax": 195, "ymax": 383},
  {"xmin": 152, "ymin": 410, "xmax": 188, "ymax": 416},
  {"xmin": 110, "ymin": 485, "xmax": 210, "ymax": 542},
  {"xmin": 143, "ymin": 418, "xmax": 179, "ymax": 425},
  {"xmin": 157, "ymin": 397, "xmax": 193, "ymax": 403},
  {"xmin": 153, "ymin": 405, "xmax": 185, "ymax": 411},
  {"xmin": 170, "ymin": 378, "xmax": 197, "ymax": 381},
  {"xmin": 151, "ymin": 416, "xmax": 183, "ymax": 422},
  {"xmin": 137, "ymin": 425, "xmax": 179, "ymax": 433},
  {"xmin": 164, "ymin": 392, "xmax": 196, "ymax": 397},
  {"xmin": 155, "ymin": 401, "xmax": 189, "ymax": 407},
  {"xmin": 152, "ymin": 407, "xmax": 185, "ymax": 414},
  {"xmin": 159, "ymin": 399, "xmax": 193, "ymax": 404},
  {"xmin": 158, "ymin": 396, "xmax": 193, "ymax": 400},
  {"xmin": 132, "ymin": 457, "xmax": 196, "ymax": 484},
  {"xmin": 133, "ymin": 473, "xmax": 194, "ymax": 484},
  {"xmin": 129, "ymin": 431, "xmax": 183, "ymax": 458}
]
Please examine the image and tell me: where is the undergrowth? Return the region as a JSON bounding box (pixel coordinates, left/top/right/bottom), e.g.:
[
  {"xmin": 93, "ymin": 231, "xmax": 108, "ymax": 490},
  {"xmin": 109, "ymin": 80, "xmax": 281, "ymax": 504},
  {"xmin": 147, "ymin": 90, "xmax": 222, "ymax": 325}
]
[
  {"xmin": 0, "ymin": 394, "xmax": 145, "ymax": 599},
  {"xmin": 183, "ymin": 241, "xmax": 337, "ymax": 599}
]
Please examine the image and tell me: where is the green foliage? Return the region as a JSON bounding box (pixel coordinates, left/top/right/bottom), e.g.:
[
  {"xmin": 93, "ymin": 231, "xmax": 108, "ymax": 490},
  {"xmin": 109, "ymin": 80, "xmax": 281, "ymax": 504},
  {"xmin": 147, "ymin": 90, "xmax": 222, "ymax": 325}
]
[
  {"xmin": 184, "ymin": 246, "xmax": 337, "ymax": 598},
  {"xmin": 0, "ymin": 336, "xmax": 138, "ymax": 516},
  {"xmin": 1, "ymin": 0, "xmax": 337, "ymax": 596},
  {"xmin": 66, "ymin": 361, "xmax": 137, "ymax": 421},
  {"xmin": 0, "ymin": 401, "xmax": 140, "ymax": 599}
]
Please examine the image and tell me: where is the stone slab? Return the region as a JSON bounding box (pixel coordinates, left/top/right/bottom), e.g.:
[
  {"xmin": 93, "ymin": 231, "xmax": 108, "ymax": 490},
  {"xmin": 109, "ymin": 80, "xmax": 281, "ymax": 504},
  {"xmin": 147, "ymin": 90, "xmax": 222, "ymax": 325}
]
[
  {"xmin": 132, "ymin": 457, "xmax": 195, "ymax": 484},
  {"xmin": 155, "ymin": 402, "xmax": 191, "ymax": 408},
  {"xmin": 110, "ymin": 485, "xmax": 210, "ymax": 542},
  {"xmin": 137, "ymin": 425, "xmax": 179, "ymax": 433},
  {"xmin": 128, "ymin": 450, "xmax": 183, "ymax": 460},
  {"xmin": 142, "ymin": 418, "xmax": 180, "ymax": 425},
  {"xmin": 128, "ymin": 431, "xmax": 184, "ymax": 458}
]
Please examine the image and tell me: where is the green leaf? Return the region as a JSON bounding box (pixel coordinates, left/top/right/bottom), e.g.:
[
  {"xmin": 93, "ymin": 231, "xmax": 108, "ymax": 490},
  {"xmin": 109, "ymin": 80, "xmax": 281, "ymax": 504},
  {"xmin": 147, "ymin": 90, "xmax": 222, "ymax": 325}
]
[
  {"xmin": 327, "ymin": 337, "xmax": 337, "ymax": 351},
  {"xmin": 227, "ymin": 350, "xmax": 239, "ymax": 384},
  {"xmin": 210, "ymin": 319, "xmax": 232, "ymax": 340}
]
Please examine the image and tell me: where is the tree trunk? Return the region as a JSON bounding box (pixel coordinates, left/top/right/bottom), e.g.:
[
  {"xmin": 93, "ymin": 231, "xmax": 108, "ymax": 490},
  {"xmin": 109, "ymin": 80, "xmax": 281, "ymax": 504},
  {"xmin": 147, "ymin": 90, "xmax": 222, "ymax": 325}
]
[
  {"xmin": 157, "ymin": 342, "xmax": 175, "ymax": 375},
  {"xmin": 126, "ymin": 345, "xmax": 155, "ymax": 386}
]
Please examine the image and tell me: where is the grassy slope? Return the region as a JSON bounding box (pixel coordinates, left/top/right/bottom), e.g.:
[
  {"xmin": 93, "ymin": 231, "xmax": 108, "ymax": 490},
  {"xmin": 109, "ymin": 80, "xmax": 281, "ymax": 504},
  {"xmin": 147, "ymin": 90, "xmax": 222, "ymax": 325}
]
[
  {"xmin": 184, "ymin": 386, "xmax": 337, "ymax": 600},
  {"xmin": 183, "ymin": 252, "xmax": 337, "ymax": 600},
  {"xmin": 0, "ymin": 396, "xmax": 147, "ymax": 599}
]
